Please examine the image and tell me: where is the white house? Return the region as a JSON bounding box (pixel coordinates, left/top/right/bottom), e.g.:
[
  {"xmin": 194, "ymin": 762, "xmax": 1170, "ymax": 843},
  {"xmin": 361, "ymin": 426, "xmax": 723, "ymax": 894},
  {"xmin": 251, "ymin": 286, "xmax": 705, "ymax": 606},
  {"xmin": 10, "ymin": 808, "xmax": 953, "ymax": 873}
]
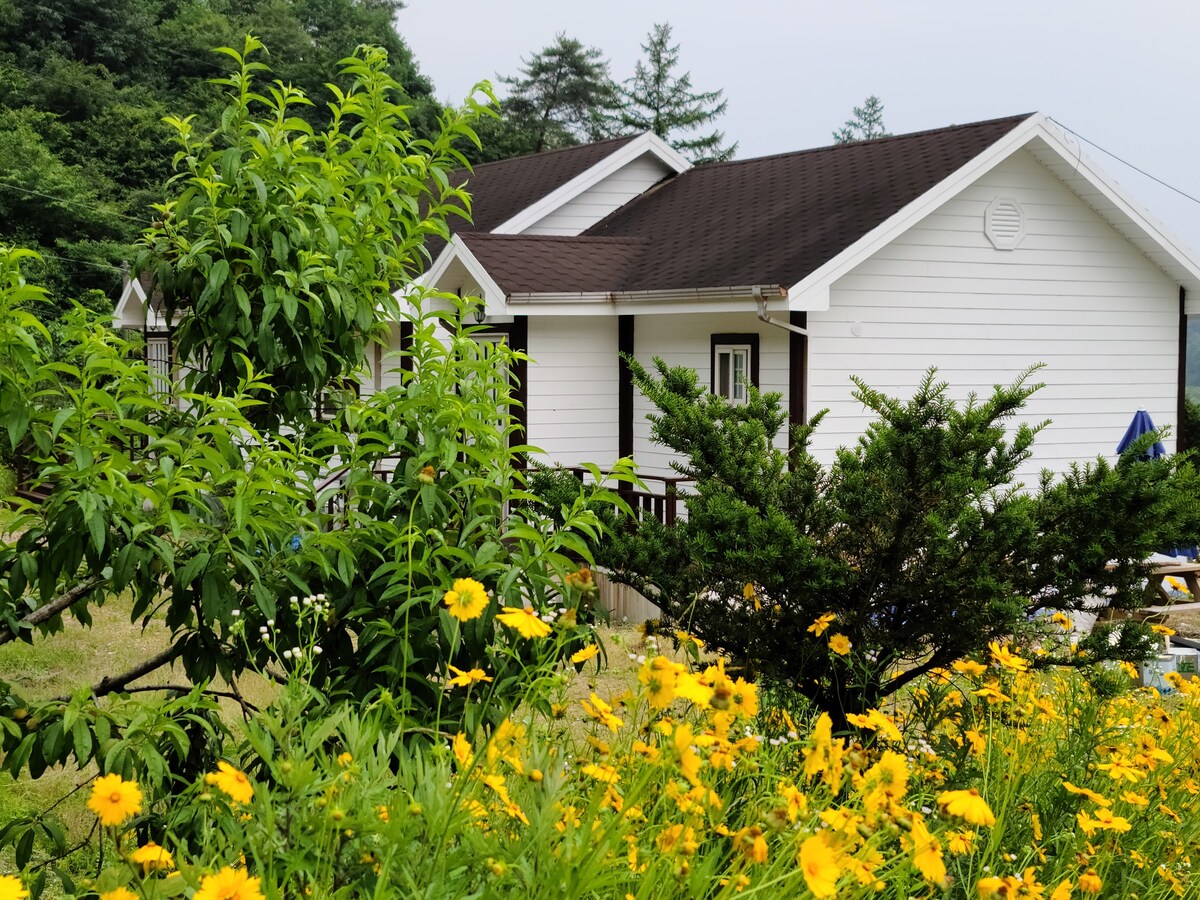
[{"xmin": 117, "ymin": 113, "xmax": 1200, "ymax": 516}]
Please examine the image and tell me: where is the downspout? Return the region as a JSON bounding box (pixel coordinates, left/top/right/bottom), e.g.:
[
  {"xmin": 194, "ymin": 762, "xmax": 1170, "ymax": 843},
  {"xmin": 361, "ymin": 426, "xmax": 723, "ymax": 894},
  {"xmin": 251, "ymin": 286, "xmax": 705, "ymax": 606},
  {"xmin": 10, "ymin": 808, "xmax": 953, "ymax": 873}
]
[{"xmin": 754, "ymin": 285, "xmax": 808, "ymax": 336}]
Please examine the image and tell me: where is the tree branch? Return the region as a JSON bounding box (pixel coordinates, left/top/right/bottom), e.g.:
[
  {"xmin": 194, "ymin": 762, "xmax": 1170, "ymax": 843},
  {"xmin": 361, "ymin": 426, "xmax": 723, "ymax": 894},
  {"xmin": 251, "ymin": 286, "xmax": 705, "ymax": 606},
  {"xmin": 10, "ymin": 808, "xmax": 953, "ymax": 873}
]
[
  {"xmin": 87, "ymin": 644, "xmax": 185, "ymax": 700},
  {"xmin": 0, "ymin": 575, "xmax": 106, "ymax": 645}
]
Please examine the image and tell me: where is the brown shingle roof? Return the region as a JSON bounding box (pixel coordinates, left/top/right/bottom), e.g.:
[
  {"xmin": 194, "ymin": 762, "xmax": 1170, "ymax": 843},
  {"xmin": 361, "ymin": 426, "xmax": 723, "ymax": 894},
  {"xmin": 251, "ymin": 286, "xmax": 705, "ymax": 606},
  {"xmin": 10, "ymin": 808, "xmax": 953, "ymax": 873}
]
[
  {"xmin": 461, "ymin": 234, "xmax": 646, "ymax": 294},
  {"xmin": 583, "ymin": 114, "xmax": 1034, "ymax": 291},
  {"xmin": 453, "ymin": 135, "xmax": 639, "ymax": 233}
]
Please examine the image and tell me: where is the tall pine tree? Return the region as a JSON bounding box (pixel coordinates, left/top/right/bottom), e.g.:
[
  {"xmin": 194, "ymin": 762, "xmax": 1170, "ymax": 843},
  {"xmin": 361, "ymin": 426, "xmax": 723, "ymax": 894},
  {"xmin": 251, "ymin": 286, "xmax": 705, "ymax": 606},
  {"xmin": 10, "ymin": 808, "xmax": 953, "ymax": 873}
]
[
  {"xmin": 493, "ymin": 33, "xmax": 616, "ymax": 157},
  {"xmin": 612, "ymin": 23, "xmax": 735, "ymax": 164},
  {"xmin": 833, "ymin": 95, "xmax": 892, "ymax": 143}
]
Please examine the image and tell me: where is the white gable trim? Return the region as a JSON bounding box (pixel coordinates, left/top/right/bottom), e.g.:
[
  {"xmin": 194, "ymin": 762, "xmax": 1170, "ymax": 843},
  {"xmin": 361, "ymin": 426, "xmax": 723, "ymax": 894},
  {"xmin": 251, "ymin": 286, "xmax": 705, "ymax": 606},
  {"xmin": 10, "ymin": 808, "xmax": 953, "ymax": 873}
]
[
  {"xmin": 113, "ymin": 273, "xmax": 148, "ymax": 329},
  {"xmin": 490, "ymin": 132, "xmax": 690, "ymax": 236},
  {"xmin": 408, "ymin": 235, "xmax": 508, "ymax": 317},
  {"xmin": 787, "ymin": 113, "xmax": 1200, "ymax": 311}
]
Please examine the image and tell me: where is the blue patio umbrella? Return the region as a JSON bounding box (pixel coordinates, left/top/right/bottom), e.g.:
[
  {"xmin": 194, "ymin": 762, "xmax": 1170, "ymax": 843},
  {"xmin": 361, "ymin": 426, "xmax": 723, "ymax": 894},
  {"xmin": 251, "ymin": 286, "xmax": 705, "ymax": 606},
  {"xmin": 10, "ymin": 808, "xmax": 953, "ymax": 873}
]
[{"xmin": 1115, "ymin": 408, "xmax": 1166, "ymax": 460}]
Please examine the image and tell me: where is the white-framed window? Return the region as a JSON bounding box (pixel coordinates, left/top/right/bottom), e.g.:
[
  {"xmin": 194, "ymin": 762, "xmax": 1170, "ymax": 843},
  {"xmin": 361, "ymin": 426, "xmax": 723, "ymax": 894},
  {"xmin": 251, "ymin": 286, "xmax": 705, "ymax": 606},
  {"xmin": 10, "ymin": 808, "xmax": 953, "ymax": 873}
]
[
  {"xmin": 714, "ymin": 344, "xmax": 751, "ymax": 403},
  {"xmin": 145, "ymin": 332, "xmax": 171, "ymax": 398}
]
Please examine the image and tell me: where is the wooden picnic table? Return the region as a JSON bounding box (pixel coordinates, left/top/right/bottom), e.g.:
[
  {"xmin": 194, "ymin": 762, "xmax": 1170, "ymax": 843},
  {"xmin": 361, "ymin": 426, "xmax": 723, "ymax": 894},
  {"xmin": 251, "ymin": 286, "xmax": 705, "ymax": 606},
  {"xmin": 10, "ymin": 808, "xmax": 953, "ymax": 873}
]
[{"xmin": 1147, "ymin": 562, "xmax": 1200, "ymax": 604}]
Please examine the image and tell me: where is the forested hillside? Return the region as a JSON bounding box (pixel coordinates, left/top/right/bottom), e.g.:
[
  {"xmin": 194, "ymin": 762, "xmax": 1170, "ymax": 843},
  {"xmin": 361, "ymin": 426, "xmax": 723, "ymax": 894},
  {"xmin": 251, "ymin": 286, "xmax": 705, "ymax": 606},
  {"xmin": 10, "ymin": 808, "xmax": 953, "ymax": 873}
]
[{"xmin": 0, "ymin": 0, "xmax": 440, "ymax": 315}]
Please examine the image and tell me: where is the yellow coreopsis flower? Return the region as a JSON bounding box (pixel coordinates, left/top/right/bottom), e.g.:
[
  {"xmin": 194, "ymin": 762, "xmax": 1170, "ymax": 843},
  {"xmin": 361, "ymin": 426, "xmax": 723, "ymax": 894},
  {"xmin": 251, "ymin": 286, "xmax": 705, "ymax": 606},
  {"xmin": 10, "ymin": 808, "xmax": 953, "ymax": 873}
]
[
  {"xmin": 945, "ymin": 830, "xmax": 975, "ymax": 855},
  {"xmin": 447, "ymin": 664, "xmax": 492, "ymax": 687},
  {"xmin": 807, "ymin": 611, "xmax": 836, "ymax": 636},
  {"xmin": 129, "ymin": 840, "xmax": 175, "ymax": 873},
  {"xmin": 656, "ymin": 823, "xmax": 699, "ymax": 855},
  {"xmin": 674, "ymin": 671, "xmax": 715, "ymax": 708},
  {"xmin": 798, "ymin": 832, "xmax": 841, "ymax": 898},
  {"xmin": 729, "ymin": 678, "xmax": 759, "ymax": 718},
  {"xmin": 581, "ymin": 692, "xmax": 624, "ymax": 732},
  {"xmin": 937, "ymin": 788, "xmax": 996, "ymax": 827},
  {"xmin": 989, "ymin": 641, "xmax": 1030, "ymax": 672},
  {"xmin": 1062, "ymin": 781, "xmax": 1112, "ymax": 807},
  {"xmin": 1076, "ymin": 807, "xmax": 1132, "ymax": 836},
  {"xmin": 1078, "ymin": 870, "xmax": 1102, "ymax": 894},
  {"xmin": 1093, "ymin": 755, "xmax": 1142, "ymax": 783},
  {"xmin": 99, "ymin": 889, "xmax": 138, "ymax": 900},
  {"xmin": 909, "ymin": 815, "xmax": 946, "ymax": 886},
  {"xmin": 828, "ymin": 633, "xmax": 852, "ymax": 655},
  {"xmin": 639, "ymin": 655, "xmax": 680, "ymax": 709},
  {"xmin": 733, "ymin": 825, "xmax": 768, "ymax": 864},
  {"xmin": 0, "ymin": 875, "xmax": 29, "ymax": 900},
  {"xmin": 206, "ymin": 761, "xmax": 254, "ymax": 805},
  {"xmin": 496, "ymin": 606, "xmax": 552, "ymax": 639},
  {"xmin": 452, "ymin": 732, "xmax": 473, "ymax": 769},
  {"xmin": 743, "ymin": 582, "xmax": 762, "ymax": 611},
  {"xmin": 1048, "ymin": 879, "xmax": 1073, "ymax": 900},
  {"xmin": 88, "ymin": 773, "xmax": 143, "ymax": 827},
  {"xmin": 443, "ymin": 578, "xmax": 489, "ymax": 621},
  {"xmin": 952, "ymin": 659, "xmax": 987, "ymax": 677},
  {"xmin": 570, "ymin": 643, "xmax": 600, "ymax": 664},
  {"xmin": 194, "ymin": 866, "xmax": 264, "ymax": 900}
]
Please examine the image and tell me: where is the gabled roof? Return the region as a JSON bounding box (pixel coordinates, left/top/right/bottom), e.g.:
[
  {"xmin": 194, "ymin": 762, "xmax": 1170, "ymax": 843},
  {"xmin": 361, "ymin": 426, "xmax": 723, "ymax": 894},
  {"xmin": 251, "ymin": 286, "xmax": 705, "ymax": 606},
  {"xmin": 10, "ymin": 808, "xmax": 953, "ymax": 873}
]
[
  {"xmin": 452, "ymin": 135, "xmax": 639, "ymax": 234},
  {"xmin": 584, "ymin": 114, "xmax": 1034, "ymax": 291},
  {"xmin": 421, "ymin": 113, "xmax": 1200, "ymax": 314}
]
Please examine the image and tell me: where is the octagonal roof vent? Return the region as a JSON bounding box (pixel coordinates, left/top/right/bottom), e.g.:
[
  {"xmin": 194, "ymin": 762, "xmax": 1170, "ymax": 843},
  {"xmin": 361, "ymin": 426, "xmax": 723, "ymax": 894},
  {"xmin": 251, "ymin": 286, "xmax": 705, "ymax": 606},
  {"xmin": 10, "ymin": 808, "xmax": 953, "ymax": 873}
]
[{"xmin": 985, "ymin": 197, "xmax": 1025, "ymax": 250}]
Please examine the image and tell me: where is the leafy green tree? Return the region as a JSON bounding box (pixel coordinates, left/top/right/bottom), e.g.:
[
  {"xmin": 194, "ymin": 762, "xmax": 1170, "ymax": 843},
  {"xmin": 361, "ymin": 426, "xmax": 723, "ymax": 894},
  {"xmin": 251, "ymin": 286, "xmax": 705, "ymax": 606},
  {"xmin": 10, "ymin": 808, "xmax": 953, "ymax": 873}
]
[
  {"xmin": 610, "ymin": 22, "xmax": 735, "ymax": 164},
  {"xmin": 480, "ymin": 33, "xmax": 616, "ymax": 160},
  {"xmin": 138, "ymin": 36, "xmax": 483, "ymax": 428},
  {"xmin": 604, "ymin": 359, "xmax": 1200, "ymax": 724},
  {"xmin": 833, "ymin": 94, "xmax": 891, "ymax": 143}
]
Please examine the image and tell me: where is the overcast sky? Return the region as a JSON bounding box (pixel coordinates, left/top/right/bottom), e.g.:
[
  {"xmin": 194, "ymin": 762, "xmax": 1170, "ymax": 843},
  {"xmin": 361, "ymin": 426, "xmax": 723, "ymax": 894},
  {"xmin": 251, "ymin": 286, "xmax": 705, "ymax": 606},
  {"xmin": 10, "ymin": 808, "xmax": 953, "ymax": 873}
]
[{"xmin": 397, "ymin": 0, "xmax": 1200, "ymax": 254}]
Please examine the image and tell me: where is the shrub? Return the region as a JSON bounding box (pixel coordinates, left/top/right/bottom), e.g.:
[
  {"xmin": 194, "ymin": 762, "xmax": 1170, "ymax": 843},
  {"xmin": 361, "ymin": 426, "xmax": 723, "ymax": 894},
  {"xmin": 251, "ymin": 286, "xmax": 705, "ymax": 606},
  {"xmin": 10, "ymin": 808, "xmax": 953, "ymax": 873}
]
[{"xmin": 604, "ymin": 359, "xmax": 1200, "ymax": 722}]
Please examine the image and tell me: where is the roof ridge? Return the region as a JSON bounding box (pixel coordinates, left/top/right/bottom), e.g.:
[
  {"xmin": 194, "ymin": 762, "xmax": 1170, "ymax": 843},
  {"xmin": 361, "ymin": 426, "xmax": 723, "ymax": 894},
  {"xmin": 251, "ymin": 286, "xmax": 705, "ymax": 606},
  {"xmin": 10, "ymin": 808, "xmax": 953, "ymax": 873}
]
[
  {"xmin": 697, "ymin": 113, "xmax": 1037, "ymax": 170},
  {"xmin": 466, "ymin": 134, "xmax": 639, "ymax": 171}
]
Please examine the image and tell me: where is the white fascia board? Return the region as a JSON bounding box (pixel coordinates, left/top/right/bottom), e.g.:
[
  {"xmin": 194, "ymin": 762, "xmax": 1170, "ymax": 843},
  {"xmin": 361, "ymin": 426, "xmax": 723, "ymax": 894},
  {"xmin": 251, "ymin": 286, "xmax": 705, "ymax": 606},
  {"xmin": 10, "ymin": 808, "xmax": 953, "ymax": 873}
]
[
  {"xmin": 491, "ymin": 132, "xmax": 690, "ymax": 236},
  {"xmin": 112, "ymin": 275, "xmax": 148, "ymax": 328},
  {"xmin": 507, "ymin": 285, "xmax": 788, "ymax": 317},
  {"xmin": 787, "ymin": 114, "xmax": 1049, "ymax": 310},
  {"xmin": 399, "ymin": 234, "xmax": 508, "ymax": 316},
  {"xmin": 788, "ymin": 113, "xmax": 1200, "ymax": 307},
  {"xmin": 1030, "ymin": 119, "xmax": 1200, "ymax": 292}
]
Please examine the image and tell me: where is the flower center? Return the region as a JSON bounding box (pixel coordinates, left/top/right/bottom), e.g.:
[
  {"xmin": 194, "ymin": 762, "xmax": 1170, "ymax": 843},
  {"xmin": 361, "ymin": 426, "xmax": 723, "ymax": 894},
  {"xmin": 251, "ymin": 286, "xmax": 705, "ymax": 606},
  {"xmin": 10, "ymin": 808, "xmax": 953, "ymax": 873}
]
[{"xmin": 110, "ymin": 791, "xmax": 123, "ymax": 803}]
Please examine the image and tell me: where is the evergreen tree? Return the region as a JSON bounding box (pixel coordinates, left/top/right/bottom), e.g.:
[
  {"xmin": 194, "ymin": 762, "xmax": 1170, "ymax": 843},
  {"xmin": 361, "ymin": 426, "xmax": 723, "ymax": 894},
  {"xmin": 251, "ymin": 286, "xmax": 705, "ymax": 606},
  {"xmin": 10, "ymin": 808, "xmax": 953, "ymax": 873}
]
[
  {"xmin": 612, "ymin": 22, "xmax": 735, "ymax": 164},
  {"xmin": 833, "ymin": 95, "xmax": 892, "ymax": 143},
  {"xmin": 494, "ymin": 33, "xmax": 616, "ymax": 157}
]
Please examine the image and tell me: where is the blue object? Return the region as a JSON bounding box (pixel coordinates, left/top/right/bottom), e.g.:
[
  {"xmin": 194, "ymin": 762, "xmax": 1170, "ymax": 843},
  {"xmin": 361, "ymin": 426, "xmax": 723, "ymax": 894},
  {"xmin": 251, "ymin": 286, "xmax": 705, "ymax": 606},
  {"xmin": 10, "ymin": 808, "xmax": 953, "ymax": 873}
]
[
  {"xmin": 290, "ymin": 535, "xmax": 302, "ymax": 551},
  {"xmin": 1115, "ymin": 408, "xmax": 1166, "ymax": 459}
]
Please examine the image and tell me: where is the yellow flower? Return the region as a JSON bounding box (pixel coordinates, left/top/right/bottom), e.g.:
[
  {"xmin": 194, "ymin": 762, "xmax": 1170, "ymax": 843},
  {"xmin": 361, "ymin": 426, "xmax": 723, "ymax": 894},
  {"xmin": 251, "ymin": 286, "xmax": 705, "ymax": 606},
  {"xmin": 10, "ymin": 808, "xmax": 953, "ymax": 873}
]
[
  {"xmin": 808, "ymin": 612, "xmax": 836, "ymax": 637},
  {"xmin": 580, "ymin": 693, "xmax": 624, "ymax": 732},
  {"xmin": 443, "ymin": 578, "xmax": 489, "ymax": 621},
  {"xmin": 953, "ymin": 659, "xmax": 988, "ymax": 677},
  {"xmin": 1078, "ymin": 870, "xmax": 1102, "ymax": 894},
  {"xmin": 0, "ymin": 876, "xmax": 29, "ymax": 900},
  {"xmin": 909, "ymin": 816, "xmax": 946, "ymax": 886},
  {"xmin": 1076, "ymin": 807, "xmax": 1131, "ymax": 836},
  {"xmin": 206, "ymin": 761, "xmax": 254, "ymax": 805},
  {"xmin": 129, "ymin": 840, "xmax": 175, "ymax": 873},
  {"xmin": 194, "ymin": 866, "xmax": 264, "ymax": 900},
  {"xmin": 336, "ymin": 752, "xmax": 353, "ymax": 767},
  {"xmin": 1049, "ymin": 880, "xmax": 1073, "ymax": 900},
  {"xmin": 798, "ymin": 832, "xmax": 841, "ymax": 898},
  {"xmin": 1050, "ymin": 612, "xmax": 1074, "ymax": 630},
  {"xmin": 828, "ymin": 633, "xmax": 852, "ymax": 655},
  {"xmin": 945, "ymin": 830, "xmax": 975, "ymax": 854},
  {"xmin": 1150, "ymin": 623, "xmax": 1176, "ymax": 636},
  {"xmin": 496, "ymin": 606, "xmax": 552, "ymax": 639},
  {"xmin": 639, "ymin": 655, "xmax": 680, "ymax": 708},
  {"xmin": 99, "ymin": 891, "xmax": 137, "ymax": 900},
  {"xmin": 570, "ymin": 644, "xmax": 600, "ymax": 664},
  {"xmin": 1062, "ymin": 781, "xmax": 1111, "ymax": 807},
  {"xmin": 743, "ymin": 582, "xmax": 762, "ymax": 611},
  {"xmin": 88, "ymin": 773, "xmax": 143, "ymax": 827},
  {"xmin": 674, "ymin": 671, "xmax": 715, "ymax": 708},
  {"xmin": 447, "ymin": 664, "xmax": 492, "ymax": 687},
  {"xmin": 988, "ymin": 641, "xmax": 1029, "ymax": 672},
  {"xmin": 452, "ymin": 732, "xmax": 473, "ymax": 768},
  {"xmin": 972, "ymin": 682, "xmax": 1011, "ymax": 704},
  {"xmin": 732, "ymin": 825, "xmax": 768, "ymax": 864},
  {"xmin": 656, "ymin": 823, "xmax": 698, "ymax": 855},
  {"xmin": 937, "ymin": 788, "xmax": 996, "ymax": 826}
]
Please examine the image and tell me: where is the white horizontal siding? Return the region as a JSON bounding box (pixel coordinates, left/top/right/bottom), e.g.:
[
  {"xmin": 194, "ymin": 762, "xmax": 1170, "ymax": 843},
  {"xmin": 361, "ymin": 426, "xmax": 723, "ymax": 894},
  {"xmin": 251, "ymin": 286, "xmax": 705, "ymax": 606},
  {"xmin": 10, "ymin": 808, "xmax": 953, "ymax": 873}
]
[
  {"xmin": 524, "ymin": 155, "xmax": 672, "ymax": 236},
  {"xmin": 526, "ymin": 316, "xmax": 620, "ymax": 468},
  {"xmin": 808, "ymin": 148, "xmax": 1180, "ymax": 484},
  {"xmin": 633, "ymin": 311, "xmax": 791, "ymax": 480}
]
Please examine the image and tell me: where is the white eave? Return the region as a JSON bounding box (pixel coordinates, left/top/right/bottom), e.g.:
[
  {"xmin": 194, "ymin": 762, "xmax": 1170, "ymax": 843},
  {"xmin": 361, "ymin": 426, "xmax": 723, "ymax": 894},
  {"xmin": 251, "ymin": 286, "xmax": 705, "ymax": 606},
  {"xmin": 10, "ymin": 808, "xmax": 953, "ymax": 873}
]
[
  {"xmin": 786, "ymin": 113, "xmax": 1200, "ymax": 312},
  {"xmin": 112, "ymin": 273, "xmax": 148, "ymax": 329},
  {"xmin": 406, "ymin": 234, "xmax": 508, "ymax": 316},
  {"xmin": 490, "ymin": 132, "xmax": 690, "ymax": 235}
]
